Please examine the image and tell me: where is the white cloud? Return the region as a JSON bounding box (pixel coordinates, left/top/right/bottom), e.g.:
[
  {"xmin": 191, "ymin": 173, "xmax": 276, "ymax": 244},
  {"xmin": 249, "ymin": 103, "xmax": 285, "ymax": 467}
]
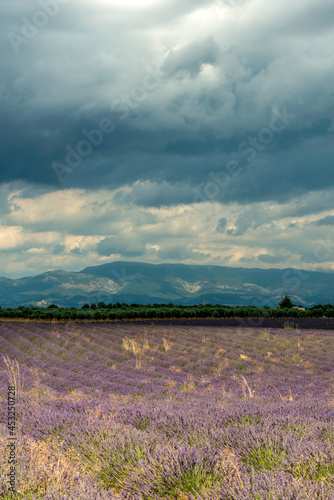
[{"xmin": 1, "ymin": 182, "xmax": 334, "ymax": 277}]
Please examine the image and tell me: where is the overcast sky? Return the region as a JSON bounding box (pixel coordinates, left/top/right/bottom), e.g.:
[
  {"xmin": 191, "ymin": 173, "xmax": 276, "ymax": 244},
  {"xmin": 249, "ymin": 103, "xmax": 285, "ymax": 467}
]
[{"xmin": 0, "ymin": 0, "xmax": 333, "ymax": 278}]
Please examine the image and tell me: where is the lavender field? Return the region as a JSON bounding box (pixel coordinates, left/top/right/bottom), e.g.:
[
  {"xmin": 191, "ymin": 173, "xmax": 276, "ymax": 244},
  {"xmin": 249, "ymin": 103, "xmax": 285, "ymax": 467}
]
[{"xmin": 1, "ymin": 321, "xmax": 334, "ymax": 499}]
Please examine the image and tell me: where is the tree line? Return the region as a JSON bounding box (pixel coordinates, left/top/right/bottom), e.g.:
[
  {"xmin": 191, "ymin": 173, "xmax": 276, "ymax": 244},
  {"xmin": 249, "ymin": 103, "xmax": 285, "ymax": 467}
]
[{"xmin": 0, "ymin": 296, "xmax": 333, "ymax": 320}]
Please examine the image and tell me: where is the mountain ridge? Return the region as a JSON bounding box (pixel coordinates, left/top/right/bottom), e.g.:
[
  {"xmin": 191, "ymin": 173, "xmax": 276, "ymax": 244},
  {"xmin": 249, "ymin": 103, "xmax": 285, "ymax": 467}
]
[{"xmin": 0, "ymin": 261, "xmax": 333, "ymax": 308}]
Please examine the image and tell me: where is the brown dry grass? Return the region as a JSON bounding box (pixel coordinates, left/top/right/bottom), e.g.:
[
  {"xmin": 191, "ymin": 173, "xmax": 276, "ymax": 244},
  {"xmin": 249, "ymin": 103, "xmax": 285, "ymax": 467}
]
[
  {"xmin": 2, "ymin": 355, "xmax": 24, "ymax": 394},
  {"xmin": 0, "ymin": 432, "xmax": 90, "ymax": 497}
]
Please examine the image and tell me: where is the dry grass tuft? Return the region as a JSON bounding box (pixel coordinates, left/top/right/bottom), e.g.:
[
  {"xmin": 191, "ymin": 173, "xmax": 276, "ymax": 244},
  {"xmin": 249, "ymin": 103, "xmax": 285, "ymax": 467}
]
[
  {"xmin": 122, "ymin": 333, "xmax": 151, "ymax": 368},
  {"xmin": 269, "ymin": 384, "xmax": 297, "ymax": 402},
  {"xmin": 2, "ymin": 355, "xmax": 24, "ymax": 394},
  {"xmin": 164, "ymin": 379, "xmax": 177, "ymax": 387},
  {"xmin": 215, "ymin": 448, "xmax": 244, "ymax": 488},
  {"xmin": 181, "ymin": 382, "xmax": 196, "ymax": 392},
  {"xmin": 142, "ymin": 330, "xmax": 150, "ymax": 350},
  {"xmin": 122, "ymin": 337, "xmax": 132, "ymax": 351},
  {"xmin": 239, "ymin": 375, "xmax": 255, "ymax": 399},
  {"xmin": 0, "ymin": 433, "xmax": 90, "ymax": 497},
  {"xmin": 284, "ymin": 321, "xmax": 300, "ymax": 332},
  {"xmin": 170, "ymin": 365, "xmax": 182, "ymax": 372},
  {"xmin": 163, "ymin": 337, "xmax": 172, "ymax": 352},
  {"xmin": 215, "ymin": 348, "xmax": 226, "ymax": 356}
]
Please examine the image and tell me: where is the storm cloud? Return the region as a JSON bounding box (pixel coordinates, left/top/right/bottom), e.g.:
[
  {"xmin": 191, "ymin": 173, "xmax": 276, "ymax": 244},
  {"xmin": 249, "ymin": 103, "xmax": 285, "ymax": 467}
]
[{"xmin": 0, "ymin": 0, "xmax": 333, "ymax": 277}]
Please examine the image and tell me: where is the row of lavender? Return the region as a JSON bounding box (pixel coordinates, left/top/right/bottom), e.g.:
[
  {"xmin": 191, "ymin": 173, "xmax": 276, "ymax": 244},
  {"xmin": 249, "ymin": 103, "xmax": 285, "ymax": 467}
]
[{"xmin": 0, "ymin": 322, "xmax": 333, "ymax": 398}]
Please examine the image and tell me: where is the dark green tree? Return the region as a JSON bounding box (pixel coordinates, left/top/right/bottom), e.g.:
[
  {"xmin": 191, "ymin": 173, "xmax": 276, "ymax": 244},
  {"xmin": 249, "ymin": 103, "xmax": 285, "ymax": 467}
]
[{"xmin": 279, "ymin": 295, "xmax": 294, "ymax": 308}]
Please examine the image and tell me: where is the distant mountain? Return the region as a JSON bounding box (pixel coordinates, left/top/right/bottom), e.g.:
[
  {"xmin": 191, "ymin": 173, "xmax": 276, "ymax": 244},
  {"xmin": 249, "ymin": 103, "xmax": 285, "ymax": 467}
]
[{"xmin": 0, "ymin": 261, "xmax": 333, "ymax": 308}]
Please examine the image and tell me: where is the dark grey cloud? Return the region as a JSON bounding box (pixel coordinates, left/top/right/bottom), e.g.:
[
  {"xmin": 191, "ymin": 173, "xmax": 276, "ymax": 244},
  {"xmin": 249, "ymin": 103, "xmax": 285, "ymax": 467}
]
[
  {"xmin": 155, "ymin": 244, "xmax": 207, "ymax": 261},
  {"xmin": 52, "ymin": 244, "xmax": 65, "ymax": 255},
  {"xmin": 70, "ymin": 247, "xmax": 84, "ymax": 255},
  {"xmin": 0, "ymin": 0, "xmax": 333, "ymax": 211},
  {"xmin": 162, "ymin": 37, "xmax": 220, "ymax": 78},
  {"xmin": 97, "ymin": 237, "xmax": 146, "ymax": 258},
  {"xmin": 113, "ymin": 180, "xmax": 195, "ymax": 208},
  {"xmin": 314, "ymin": 215, "xmax": 334, "ymax": 226},
  {"xmin": 257, "ymin": 254, "xmax": 285, "ymax": 264},
  {"xmin": 216, "ymin": 217, "xmax": 228, "ymax": 233},
  {"xmin": 300, "ymin": 253, "xmax": 334, "ymax": 265},
  {"xmin": 225, "ymin": 211, "xmax": 260, "ymax": 236}
]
